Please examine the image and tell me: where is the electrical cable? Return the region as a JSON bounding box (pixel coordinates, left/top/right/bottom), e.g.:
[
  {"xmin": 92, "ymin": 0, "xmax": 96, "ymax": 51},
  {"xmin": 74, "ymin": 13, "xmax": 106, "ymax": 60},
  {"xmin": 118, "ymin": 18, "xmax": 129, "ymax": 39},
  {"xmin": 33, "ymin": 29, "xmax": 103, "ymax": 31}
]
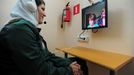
[{"xmin": 79, "ymin": 30, "xmax": 86, "ymax": 39}]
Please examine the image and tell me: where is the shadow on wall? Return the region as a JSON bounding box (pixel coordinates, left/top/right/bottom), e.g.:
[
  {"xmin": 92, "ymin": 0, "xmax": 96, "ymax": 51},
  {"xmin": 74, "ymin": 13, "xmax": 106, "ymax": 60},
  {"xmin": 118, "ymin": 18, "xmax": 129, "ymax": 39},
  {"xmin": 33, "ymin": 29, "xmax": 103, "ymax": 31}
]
[
  {"xmin": 88, "ymin": 60, "xmax": 134, "ymax": 75},
  {"xmin": 0, "ymin": 19, "xmax": 6, "ymax": 30},
  {"xmin": 90, "ymin": 9, "xmax": 125, "ymax": 39},
  {"xmin": 118, "ymin": 60, "xmax": 134, "ymax": 75},
  {"xmin": 0, "ymin": 16, "xmax": 11, "ymax": 30}
]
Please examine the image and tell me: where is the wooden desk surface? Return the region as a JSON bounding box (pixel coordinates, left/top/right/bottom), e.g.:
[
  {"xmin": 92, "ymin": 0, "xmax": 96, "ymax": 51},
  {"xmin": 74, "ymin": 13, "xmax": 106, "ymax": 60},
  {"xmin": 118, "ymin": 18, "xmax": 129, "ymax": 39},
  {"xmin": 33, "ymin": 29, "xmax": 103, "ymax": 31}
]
[{"xmin": 56, "ymin": 46, "xmax": 133, "ymax": 71}]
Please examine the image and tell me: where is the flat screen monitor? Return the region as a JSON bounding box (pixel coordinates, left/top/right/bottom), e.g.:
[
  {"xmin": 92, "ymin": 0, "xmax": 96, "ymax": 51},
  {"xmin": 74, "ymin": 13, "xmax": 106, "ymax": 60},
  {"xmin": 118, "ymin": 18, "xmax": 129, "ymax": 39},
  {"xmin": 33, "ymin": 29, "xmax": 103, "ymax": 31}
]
[{"xmin": 82, "ymin": 0, "xmax": 108, "ymax": 30}]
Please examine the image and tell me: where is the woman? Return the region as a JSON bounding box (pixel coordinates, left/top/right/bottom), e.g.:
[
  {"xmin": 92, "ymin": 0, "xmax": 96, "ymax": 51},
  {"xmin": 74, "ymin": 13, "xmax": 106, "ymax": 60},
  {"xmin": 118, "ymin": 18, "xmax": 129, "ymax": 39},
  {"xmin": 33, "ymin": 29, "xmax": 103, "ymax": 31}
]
[
  {"xmin": 0, "ymin": 0, "xmax": 82, "ymax": 75},
  {"xmin": 87, "ymin": 13, "xmax": 96, "ymax": 28}
]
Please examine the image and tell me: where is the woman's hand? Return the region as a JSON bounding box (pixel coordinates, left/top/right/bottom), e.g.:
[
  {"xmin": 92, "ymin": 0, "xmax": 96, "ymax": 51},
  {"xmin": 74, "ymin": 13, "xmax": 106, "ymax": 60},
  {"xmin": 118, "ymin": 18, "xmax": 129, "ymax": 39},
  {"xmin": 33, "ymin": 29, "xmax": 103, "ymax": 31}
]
[{"xmin": 70, "ymin": 61, "xmax": 82, "ymax": 75}]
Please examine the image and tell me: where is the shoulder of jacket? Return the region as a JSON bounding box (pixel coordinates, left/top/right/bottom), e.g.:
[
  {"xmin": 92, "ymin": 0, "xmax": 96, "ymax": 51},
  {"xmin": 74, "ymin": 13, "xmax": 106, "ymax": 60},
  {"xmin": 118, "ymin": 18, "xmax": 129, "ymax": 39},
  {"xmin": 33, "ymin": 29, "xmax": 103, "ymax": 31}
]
[{"xmin": 5, "ymin": 19, "xmax": 36, "ymax": 33}]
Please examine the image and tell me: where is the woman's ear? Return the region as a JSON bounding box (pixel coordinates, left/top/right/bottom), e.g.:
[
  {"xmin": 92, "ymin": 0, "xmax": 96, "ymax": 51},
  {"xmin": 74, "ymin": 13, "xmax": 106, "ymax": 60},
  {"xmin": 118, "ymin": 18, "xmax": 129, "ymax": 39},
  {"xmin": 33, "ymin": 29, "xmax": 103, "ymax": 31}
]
[{"xmin": 24, "ymin": 0, "xmax": 37, "ymax": 12}]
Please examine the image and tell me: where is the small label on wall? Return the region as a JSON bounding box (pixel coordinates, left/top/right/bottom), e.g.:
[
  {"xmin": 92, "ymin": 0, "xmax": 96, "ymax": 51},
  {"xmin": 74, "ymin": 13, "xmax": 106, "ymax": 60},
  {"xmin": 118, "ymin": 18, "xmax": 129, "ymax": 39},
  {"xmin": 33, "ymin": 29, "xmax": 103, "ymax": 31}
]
[{"xmin": 73, "ymin": 4, "xmax": 80, "ymax": 15}]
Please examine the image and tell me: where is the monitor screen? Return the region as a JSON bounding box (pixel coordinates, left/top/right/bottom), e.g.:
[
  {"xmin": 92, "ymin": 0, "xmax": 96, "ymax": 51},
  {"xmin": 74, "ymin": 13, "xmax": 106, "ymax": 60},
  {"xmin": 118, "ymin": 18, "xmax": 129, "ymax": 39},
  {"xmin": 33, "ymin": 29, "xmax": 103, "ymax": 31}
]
[{"xmin": 82, "ymin": 0, "xmax": 108, "ymax": 30}]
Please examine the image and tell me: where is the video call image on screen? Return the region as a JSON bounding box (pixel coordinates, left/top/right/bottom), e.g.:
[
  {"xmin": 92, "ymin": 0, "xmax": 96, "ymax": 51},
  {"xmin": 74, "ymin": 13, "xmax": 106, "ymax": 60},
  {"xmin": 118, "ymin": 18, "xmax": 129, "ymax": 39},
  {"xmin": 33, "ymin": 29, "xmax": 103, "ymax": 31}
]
[{"xmin": 82, "ymin": 0, "xmax": 107, "ymax": 30}]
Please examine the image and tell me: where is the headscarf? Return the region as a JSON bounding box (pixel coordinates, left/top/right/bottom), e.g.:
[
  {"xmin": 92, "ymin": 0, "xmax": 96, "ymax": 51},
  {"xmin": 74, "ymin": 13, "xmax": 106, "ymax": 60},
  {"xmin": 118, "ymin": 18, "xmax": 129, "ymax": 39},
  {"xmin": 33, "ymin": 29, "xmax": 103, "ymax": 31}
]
[{"xmin": 10, "ymin": 0, "xmax": 38, "ymax": 26}]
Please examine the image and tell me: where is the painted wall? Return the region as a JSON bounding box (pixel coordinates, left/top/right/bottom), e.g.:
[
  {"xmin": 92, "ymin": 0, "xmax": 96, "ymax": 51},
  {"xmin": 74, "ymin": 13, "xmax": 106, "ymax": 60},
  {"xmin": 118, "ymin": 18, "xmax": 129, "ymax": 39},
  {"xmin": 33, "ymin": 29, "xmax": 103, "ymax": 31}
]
[
  {"xmin": 65, "ymin": 0, "xmax": 134, "ymax": 56},
  {"xmin": 0, "ymin": 0, "xmax": 17, "ymax": 29},
  {"xmin": 65, "ymin": 0, "xmax": 134, "ymax": 75}
]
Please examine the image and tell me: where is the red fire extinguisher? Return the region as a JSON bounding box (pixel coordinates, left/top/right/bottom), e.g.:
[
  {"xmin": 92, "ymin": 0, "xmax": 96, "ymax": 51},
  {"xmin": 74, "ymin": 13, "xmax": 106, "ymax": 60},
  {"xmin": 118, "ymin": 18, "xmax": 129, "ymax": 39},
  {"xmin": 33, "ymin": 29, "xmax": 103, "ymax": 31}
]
[
  {"xmin": 63, "ymin": 2, "xmax": 70, "ymax": 22},
  {"xmin": 61, "ymin": 2, "xmax": 71, "ymax": 28}
]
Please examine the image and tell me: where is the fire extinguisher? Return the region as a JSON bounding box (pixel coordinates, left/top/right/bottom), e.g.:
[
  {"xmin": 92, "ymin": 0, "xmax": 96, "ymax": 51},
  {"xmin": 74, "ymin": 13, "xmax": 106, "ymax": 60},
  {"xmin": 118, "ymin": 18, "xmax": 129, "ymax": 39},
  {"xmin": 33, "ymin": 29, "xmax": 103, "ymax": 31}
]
[{"xmin": 61, "ymin": 2, "xmax": 71, "ymax": 28}]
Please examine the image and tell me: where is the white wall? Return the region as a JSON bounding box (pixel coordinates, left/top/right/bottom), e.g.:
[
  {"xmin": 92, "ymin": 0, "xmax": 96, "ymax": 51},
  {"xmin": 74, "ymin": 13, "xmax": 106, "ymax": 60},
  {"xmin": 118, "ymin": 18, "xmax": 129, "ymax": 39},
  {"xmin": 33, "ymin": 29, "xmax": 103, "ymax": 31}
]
[
  {"xmin": 0, "ymin": 0, "xmax": 17, "ymax": 29},
  {"xmin": 65, "ymin": 0, "xmax": 134, "ymax": 75},
  {"xmin": 65, "ymin": 0, "xmax": 134, "ymax": 56}
]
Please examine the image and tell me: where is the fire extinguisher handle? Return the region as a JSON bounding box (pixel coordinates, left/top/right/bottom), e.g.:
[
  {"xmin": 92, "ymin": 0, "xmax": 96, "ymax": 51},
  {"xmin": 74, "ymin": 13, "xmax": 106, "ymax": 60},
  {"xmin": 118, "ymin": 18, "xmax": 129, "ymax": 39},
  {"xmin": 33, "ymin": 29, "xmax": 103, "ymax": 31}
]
[{"xmin": 66, "ymin": 2, "xmax": 70, "ymax": 6}]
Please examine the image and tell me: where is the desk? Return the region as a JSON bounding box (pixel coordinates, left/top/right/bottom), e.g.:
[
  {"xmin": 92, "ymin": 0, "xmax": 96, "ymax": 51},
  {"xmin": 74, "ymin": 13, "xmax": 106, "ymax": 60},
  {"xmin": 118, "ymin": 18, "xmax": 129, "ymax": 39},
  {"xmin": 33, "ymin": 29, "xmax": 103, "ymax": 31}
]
[{"xmin": 56, "ymin": 46, "xmax": 133, "ymax": 75}]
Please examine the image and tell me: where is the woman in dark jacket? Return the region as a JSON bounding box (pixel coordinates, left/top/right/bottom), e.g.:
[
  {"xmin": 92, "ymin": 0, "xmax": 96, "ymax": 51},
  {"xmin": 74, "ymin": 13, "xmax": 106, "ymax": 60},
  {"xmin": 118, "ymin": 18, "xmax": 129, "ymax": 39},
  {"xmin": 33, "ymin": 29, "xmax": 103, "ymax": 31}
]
[{"xmin": 0, "ymin": 0, "xmax": 82, "ymax": 75}]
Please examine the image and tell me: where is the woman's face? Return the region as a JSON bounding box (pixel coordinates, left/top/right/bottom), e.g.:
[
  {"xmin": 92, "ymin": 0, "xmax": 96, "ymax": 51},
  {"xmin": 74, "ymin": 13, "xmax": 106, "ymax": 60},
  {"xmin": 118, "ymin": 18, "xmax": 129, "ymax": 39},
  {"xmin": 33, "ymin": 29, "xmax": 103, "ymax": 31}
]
[
  {"xmin": 90, "ymin": 14, "xmax": 94, "ymax": 20},
  {"xmin": 37, "ymin": 4, "xmax": 45, "ymax": 24}
]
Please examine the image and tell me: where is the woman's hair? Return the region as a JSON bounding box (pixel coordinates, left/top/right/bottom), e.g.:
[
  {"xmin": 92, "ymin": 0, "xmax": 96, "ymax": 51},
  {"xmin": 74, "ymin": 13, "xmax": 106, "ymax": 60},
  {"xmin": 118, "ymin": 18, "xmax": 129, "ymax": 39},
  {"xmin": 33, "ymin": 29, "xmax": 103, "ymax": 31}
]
[
  {"xmin": 35, "ymin": 0, "xmax": 45, "ymax": 6},
  {"xmin": 92, "ymin": 14, "xmax": 96, "ymax": 20}
]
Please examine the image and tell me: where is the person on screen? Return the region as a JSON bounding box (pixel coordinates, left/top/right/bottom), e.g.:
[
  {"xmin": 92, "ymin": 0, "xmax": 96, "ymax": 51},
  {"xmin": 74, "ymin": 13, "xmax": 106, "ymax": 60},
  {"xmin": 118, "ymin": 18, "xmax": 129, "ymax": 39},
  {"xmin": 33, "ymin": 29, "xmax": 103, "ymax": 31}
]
[
  {"xmin": 87, "ymin": 13, "xmax": 97, "ymax": 28},
  {"xmin": 0, "ymin": 0, "xmax": 88, "ymax": 75},
  {"xmin": 98, "ymin": 8, "xmax": 106, "ymax": 26}
]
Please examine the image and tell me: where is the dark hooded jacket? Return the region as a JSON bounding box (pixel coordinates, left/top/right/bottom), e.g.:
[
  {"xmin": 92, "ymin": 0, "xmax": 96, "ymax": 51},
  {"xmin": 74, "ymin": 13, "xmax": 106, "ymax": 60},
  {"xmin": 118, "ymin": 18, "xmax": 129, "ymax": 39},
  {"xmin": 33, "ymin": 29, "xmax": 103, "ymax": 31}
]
[{"xmin": 0, "ymin": 19, "xmax": 73, "ymax": 75}]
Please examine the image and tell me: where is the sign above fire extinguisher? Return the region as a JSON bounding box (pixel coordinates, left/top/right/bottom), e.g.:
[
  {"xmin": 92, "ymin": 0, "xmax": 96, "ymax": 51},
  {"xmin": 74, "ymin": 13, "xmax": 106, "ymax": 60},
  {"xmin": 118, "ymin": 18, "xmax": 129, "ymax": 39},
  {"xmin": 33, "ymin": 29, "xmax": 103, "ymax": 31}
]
[{"xmin": 73, "ymin": 4, "xmax": 80, "ymax": 15}]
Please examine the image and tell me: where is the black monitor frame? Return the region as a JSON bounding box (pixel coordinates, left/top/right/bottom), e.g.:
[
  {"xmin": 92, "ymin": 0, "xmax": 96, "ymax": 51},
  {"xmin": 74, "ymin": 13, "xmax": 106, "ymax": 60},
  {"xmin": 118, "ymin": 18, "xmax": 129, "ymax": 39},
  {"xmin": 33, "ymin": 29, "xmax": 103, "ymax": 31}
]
[{"xmin": 82, "ymin": 0, "xmax": 108, "ymax": 30}]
